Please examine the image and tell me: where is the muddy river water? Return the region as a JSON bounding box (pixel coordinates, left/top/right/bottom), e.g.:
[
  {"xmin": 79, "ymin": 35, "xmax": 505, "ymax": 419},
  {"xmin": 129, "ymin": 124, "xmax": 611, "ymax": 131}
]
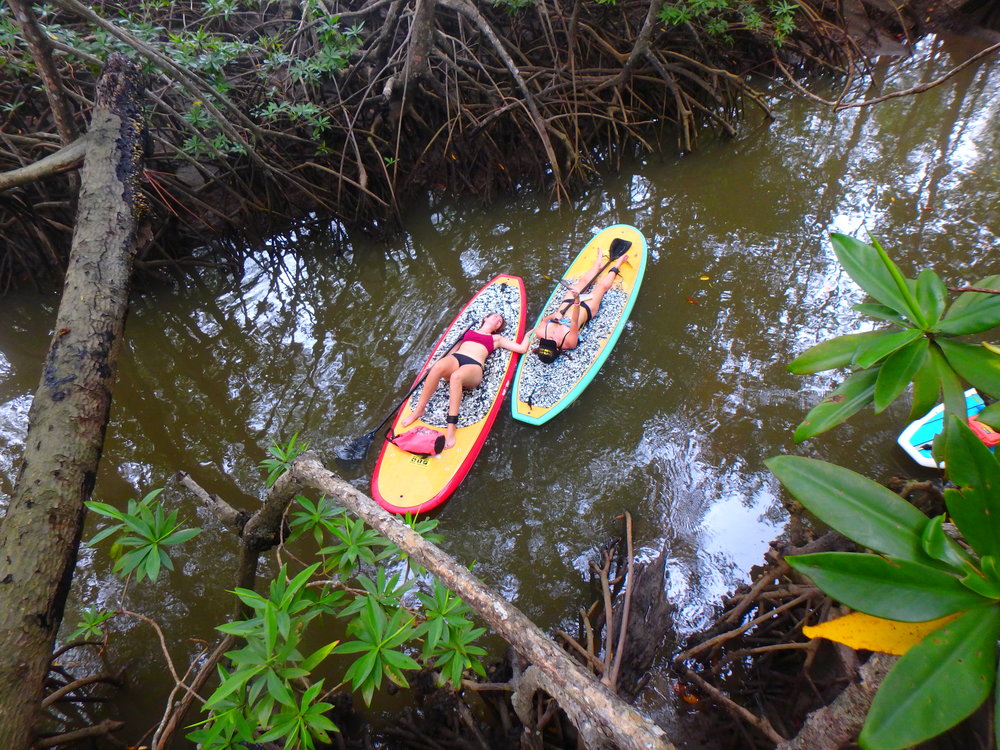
[{"xmin": 0, "ymin": 32, "xmax": 997, "ymax": 741}]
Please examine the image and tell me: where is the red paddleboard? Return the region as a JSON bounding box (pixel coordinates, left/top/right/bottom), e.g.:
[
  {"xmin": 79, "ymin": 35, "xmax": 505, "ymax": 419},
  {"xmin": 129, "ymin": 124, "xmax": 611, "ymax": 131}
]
[{"xmin": 372, "ymin": 275, "xmax": 526, "ymax": 513}]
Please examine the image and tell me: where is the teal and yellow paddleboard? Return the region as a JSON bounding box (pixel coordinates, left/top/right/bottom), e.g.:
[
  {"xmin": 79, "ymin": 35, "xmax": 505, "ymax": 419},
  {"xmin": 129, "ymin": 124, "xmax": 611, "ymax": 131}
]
[{"xmin": 511, "ymin": 224, "xmax": 647, "ymax": 425}]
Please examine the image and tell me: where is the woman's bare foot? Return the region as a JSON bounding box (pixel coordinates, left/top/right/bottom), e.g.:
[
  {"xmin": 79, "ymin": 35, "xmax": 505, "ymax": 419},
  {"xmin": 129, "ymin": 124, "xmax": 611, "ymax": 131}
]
[
  {"xmin": 611, "ymin": 251, "xmax": 631, "ymax": 270},
  {"xmin": 400, "ymin": 407, "xmax": 423, "ymax": 428},
  {"xmin": 445, "ymin": 427, "xmax": 457, "ymax": 449}
]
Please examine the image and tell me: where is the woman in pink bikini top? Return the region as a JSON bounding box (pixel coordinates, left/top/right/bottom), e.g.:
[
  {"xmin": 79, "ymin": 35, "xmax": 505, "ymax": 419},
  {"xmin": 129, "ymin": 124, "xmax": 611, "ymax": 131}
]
[{"xmin": 401, "ymin": 312, "xmax": 529, "ymax": 449}]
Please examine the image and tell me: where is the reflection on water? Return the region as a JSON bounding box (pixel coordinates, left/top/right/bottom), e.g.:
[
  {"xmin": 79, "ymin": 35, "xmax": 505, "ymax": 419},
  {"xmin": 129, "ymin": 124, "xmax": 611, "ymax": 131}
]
[{"xmin": 0, "ymin": 33, "xmax": 997, "ymax": 738}]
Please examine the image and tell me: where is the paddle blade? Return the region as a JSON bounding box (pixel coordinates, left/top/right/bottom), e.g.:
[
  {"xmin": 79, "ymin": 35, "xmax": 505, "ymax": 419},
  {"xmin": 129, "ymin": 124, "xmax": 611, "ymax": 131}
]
[
  {"xmin": 609, "ymin": 237, "xmax": 631, "ymax": 259},
  {"xmin": 335, "ymin": 431, "xmax": 376, "ymax": 466}
]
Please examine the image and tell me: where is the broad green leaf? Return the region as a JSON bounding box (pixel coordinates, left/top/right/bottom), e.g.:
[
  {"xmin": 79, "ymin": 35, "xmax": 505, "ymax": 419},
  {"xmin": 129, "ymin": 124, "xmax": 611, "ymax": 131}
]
[
  {"xmin": 830, "ymin": 234, "xmax": 918, "ymax": 322},
  {"xmin": 381, "ymin": 648, "xmax": 420, "ymax": 671},
  {"xmin": 941, "ymin": 416, "xmax": 1000, "ymax": 557},
  {"xmin": 936, "ymin": 338, "xmax": 1000, "ymax": 399},
  {"xmin": 264, "ymin": 606, "xmax": 278, "ymax": 654},
  {"xmin": 767, "ymin": 456, "xmax": 930, "ymax": 562},
  {"xmin": 852, "ymin": 329, "xmax": 921, "ymax": 370},
  {"xmin": 938, "ymin": 275, "xmax": 1000, "ymax": 335},
  {"xmin": 281, "ymin": 562, "xmax": 321, "ymax": 607},
  {"xmin": 344, "ymin": 649, "xmax": 378, "ymax": 689},
  {"xmin": 802, "ymin": 611, "xmax": 959, "ymax": 655},
  {"xmin": 793, "ymin": 367, "xmax": 879, "ymax": 442},
  {"xmin": 84, "ymin": 501, "xmax": 126, "ymax": 520},
  {"xmin": 915, "ymin": 269, "xmax": 947, "ymax": 326},
  {"xmin": 333, "ymin": 640, "xmax": 373, "ymax": 655},
  {"xmin": 860, "ymin": 605, "xmax": 1000, "ymax": 750},
  {"xmin": 86, "ymin": 524, "xmax": 123, "ymax": 547},
  {"xmin": 160, "ymin": 527, "xmax": 201, "ymax": 546},
  {"xmin": 204, "ymin": 665, "xmax": 262, "ymax": 709},
  {"xmin": 959, "ymin": 567, "xmax": 1000, "ymax": 599},
  {"xmin": 787, "ymin": 553, "xmax": 989, "ymax": 621},
  {"xmin": 300, "ymin": 640, "xmax": 339, "ymax": 673},
  {"xmin": 787, "ymin": 331, "xmax": 886, "ymax": 374},
  {"xmin": 984, "ymin": 556, "xmax": 1000, "ymax": 587},
  {"xmin": 265, "ymin": 667, "xmax": 295, "ymax": 707},
  {"xmin": 979, "ymin": 401, "xmax": 1000, "ymax": 429},
  {"xmin": 868, "ymin": 236, "xmax": 930, "ymax": 327},
  {"xmin": 909, "ymin": 351, "xmax": 941, "ymax": 420},
  {"xmin": 929, "ymin": 343, "xmax": 966, "ymax": 417},
  {"xmin": 852, "ymin": 303, "xmax": 909, "ymax": 326},
  {"xmin": 920, "ymin": 515, "xmax": 975, "ymax": 573},
  {"xmin": 874, "ymin": 338, "xmax": 929, "ymax": 413},
  {"xmin": 942, "ymin": 414, "xmax": 1000, "ymax": 493}
]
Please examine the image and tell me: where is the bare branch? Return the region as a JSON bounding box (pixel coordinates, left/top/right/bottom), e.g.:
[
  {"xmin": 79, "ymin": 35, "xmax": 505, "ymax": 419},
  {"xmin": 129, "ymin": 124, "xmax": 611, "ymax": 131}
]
[{"xmin": 0, "ymin": 137, "xmax": 88, "ymax": 193}]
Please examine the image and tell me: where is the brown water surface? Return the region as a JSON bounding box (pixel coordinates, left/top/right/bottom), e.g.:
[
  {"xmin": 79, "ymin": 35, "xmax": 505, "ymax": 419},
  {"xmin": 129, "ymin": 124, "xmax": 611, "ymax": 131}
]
[{"xmin": 0, "ymin": 32, "xmax": 998, "ymax": 742}]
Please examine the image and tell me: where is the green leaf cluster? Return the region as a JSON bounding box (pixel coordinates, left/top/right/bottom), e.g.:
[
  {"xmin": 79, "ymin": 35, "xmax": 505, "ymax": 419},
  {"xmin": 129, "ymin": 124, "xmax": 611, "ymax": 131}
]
[
  {"xmin": 657, "ymin": 0, "xmax": 799, "ymax": 45},
  {"xmin": 189, "ymin": 563, "xmax": 343, "ymax": 749},
  {"xmin": 415, "ymin": 579, "xmax": 488, "ymax": 687},
  {"xmin": 259, "ymin": 432, "xmax": 309, "ymax": 487},
  {"xmin": 769, "ymin": 414, "xmax": 1000, "ymax": 748},
  {"xmin": 2, "ymin": 2, "xmax": 362, "ymax": 156},
  {"xmin": 67, "ymin": 606, "xmax": 116, "ymax": 642},
  {"xmin": 789, "ymin": 234, "xmax": 1000, "ymax": 442},
  {"xmin": 85, "ymin": 488, "xmax": 201, "ymax": 583},
  {"xmin": 191, "ymin": 493, "xmax": 487, "ymax": 746}
]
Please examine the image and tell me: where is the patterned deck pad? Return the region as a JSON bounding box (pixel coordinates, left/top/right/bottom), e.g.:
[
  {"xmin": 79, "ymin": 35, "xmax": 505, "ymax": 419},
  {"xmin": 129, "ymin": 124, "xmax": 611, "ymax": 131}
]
[
  {"xmin": 515, "ymin": 287, "xmax": 627, "ymax": 409},
  {"xmin": 408, "ymin": 282, "xmax": 523, "ymax": 428}
]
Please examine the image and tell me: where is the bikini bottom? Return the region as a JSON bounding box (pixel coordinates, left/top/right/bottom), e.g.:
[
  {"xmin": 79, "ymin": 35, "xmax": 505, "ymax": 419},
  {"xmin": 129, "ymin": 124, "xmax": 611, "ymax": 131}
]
[
  {"xmin": 451, "ymin": 352, "xmax": 483, "ymax": 369},
  {"xmin": 559, "ymin": 298, "xmax": 592, "ymax": 325}
]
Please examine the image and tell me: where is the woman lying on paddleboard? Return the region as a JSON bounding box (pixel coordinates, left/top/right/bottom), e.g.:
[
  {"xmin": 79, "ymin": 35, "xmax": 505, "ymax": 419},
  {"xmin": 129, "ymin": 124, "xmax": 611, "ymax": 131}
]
[
  {"xmin": 401, "ymin": 312, "xmax": 529, "ymax": 448},
  {"xmin": 534, "ymin": 251, "xmax": 631, "ymax": 363}
]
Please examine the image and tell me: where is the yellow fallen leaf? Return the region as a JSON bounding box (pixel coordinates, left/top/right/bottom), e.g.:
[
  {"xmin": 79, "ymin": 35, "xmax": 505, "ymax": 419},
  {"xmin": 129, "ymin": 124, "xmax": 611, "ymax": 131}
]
[
  {"xmin": 982, "ymin": 342, "xmax": 1000, "ymax": 355},
  {"xmin": 802, "ymin": 611, "xmax": 960, "ymax": 655},
  {"xmin": 699, "ymin": 275, "xmax": 710, "ymax": 281}
]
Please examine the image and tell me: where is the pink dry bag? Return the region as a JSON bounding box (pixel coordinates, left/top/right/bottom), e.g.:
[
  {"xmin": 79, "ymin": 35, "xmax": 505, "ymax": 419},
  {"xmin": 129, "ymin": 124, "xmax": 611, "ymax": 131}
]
[{"xmin": 387, "ymin": 426, "xmax": 446, "ymax": 456}]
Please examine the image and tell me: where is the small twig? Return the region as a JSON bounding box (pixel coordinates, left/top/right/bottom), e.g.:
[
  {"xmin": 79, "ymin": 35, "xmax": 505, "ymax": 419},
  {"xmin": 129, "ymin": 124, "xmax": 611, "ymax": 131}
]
[
  {"xmin": 676, "ymin": 593, "xmax": 813, "ymax": 662},
  {"xmin": 677, "ymin": 665, "xmax": 786, "ymax": 745},
  {"xmin": 40, "ymin": 672, "xmax": 121, "ymax": 708},
  {"xmin": 51, "ymin": 639, "xmax": 102, "ymax": 661},
  {"xmin": 555, "ymin": 630, "xmax": 606, "ymax": 673},
  {"xmin": 608, "ymin": 511, "xmax": 634, "ymax": 689},
  {"xmin": 948, "ymin": 286, "xmax": 1000, "ymax": 295},
  {"xmin": 461, "ymin": 679, "xmax": 514, "ymax": 692},
  {"xmin": 724, "ymin": 562, "xmax": 790, "ymax": 625},
  {"xmin": 119, "ymin": 610, "xmax": 200, "ymax": 704},
  {"xmin": 33, "ymin": 718, "xmax": 125, "ymax": 749}
]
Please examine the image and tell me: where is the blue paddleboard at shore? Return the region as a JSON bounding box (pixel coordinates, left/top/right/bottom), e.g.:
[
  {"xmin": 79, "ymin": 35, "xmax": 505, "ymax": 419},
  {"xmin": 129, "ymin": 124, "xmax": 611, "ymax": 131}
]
[{"xmin": 897, "ymin": 388, "xmax": 985, "ymax": 468}]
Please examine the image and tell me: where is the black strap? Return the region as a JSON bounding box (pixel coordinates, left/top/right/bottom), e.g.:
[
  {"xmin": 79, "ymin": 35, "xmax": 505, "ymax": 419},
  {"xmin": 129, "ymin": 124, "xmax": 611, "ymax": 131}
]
[{"xmin": 446, "ymin": 414, "xmax": 459, "ymax": 424}]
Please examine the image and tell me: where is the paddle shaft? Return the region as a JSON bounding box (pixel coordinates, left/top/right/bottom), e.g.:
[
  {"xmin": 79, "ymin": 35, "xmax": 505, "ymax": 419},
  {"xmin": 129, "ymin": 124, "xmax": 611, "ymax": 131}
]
[
  {"xmin": 545, "ymin": 240, "xmax": 629, "ymax": 312},
  {"xmin": 367, "ymin": 325, "xmax": 474, "ymax": 439}
]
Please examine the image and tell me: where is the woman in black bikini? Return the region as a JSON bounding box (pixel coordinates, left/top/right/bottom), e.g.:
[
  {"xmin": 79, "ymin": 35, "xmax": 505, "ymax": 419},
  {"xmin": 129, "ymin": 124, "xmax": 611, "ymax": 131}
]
[
  {"xmin": 401, "ymin": 312, "xmax": 529, "ymax": 448},
  {"xmin": 534, "ymin": 251, "xmax": 630, "ymax": 363}
]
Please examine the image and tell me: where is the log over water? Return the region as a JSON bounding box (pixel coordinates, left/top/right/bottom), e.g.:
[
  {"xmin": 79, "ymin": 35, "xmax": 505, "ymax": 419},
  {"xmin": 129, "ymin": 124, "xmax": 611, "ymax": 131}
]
[{"xmin": 0, "ymin": 54, "xmax": 145, "ymax": 748}]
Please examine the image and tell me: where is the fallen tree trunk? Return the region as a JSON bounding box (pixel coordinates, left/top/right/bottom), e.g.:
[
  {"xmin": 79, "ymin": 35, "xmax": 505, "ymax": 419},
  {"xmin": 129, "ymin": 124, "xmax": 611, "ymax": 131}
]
[
  {"xmin": 269, "ymin": 452, "xmax": 675, "ymax": 750},
  {"xmin": 0, "ymin": 53, "xmax": 145, "ymax": 749}
]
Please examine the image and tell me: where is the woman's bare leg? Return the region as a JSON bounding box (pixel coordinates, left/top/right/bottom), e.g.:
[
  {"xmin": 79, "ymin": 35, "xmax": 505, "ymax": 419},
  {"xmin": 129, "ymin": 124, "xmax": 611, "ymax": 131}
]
[
  {"xmin": 400, "ymin": 357, "xmax": 455, "ymax": 427},
  {"xmin": 444, "ymin": 366, "xmax": 483, "ymax": 448},
  {"xmin": 586, "ymin": 252, "xmax": 631, "ymax": 316}
]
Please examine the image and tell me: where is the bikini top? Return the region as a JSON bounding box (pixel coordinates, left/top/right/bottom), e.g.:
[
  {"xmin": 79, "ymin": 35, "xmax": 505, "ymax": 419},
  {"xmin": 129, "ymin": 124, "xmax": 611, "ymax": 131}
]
[{"xmin": 460, "ymin": 329, "xmax": 495, "ymax": 354}]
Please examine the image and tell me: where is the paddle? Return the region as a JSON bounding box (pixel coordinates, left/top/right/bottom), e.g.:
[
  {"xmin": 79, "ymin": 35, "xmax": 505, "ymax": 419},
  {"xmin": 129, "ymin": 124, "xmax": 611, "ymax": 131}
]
[
  {"xmin": 543, "ymin": 236, "xmax": 631, "ymax": 313},
  {"xmin": 336, "ymin": 325, "xmax": 472, "ymax": 465}
]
